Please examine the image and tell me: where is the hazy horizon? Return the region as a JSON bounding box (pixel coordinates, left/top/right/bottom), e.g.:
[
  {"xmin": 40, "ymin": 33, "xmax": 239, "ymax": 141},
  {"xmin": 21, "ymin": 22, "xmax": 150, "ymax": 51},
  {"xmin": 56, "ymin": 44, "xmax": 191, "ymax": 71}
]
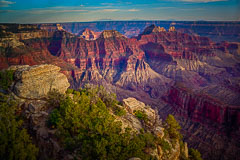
[
  {"xmin": 0, "ymin": 0, "xmax": 239, "ymax": 23},
  {"xmin": 1, "ymin": 19, "xmax": 240, "ymax": 25}
]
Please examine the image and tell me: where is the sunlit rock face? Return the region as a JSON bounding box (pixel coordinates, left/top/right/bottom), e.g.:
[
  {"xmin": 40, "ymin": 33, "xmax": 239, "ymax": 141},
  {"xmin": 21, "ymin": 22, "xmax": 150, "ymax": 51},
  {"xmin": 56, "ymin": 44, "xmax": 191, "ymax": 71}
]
[
  {"xmin": 1, "ymin": 23, "xmax": 240, "ymax": 160},
  {"xmin": 77, "ymin": 28, "xmax": 101, "ymax": 40},
  {"xmin": 10, "ymin": 64, "xmax": 70, "ymax": 99}
]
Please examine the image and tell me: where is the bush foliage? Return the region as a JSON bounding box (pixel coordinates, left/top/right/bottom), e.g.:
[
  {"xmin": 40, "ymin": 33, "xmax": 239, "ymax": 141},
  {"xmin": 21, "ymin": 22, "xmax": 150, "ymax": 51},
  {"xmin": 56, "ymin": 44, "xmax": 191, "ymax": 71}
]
[
  {"xmin": 165, "ymin": 114, "xmax": 182, "ymax": 140},
  {"xmin": 189, "ymin": 148, "xmax": 203, "ymax": 160},
  {"xmin": 134, "ymin": 110, "xmax": 149, "ymax": 123},
  {"xmin": 0, "ymin": 70, "xmax": 14, "ymax": 90}
]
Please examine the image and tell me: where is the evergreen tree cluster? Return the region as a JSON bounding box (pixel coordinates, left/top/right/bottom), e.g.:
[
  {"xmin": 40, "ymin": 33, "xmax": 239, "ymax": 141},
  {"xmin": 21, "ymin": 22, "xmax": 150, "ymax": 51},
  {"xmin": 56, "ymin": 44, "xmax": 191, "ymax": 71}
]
[{"xmin": 48, "ymin": 88, "xmax": 156, "ymax": 160}]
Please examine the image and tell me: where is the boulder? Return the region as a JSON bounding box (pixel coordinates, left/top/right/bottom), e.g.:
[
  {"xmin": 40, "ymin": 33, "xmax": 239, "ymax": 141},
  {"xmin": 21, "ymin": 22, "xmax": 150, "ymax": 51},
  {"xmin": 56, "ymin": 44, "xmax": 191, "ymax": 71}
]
[{"xmin": 12, "ymin": 64, "xmax": 70, "ymax": 99}]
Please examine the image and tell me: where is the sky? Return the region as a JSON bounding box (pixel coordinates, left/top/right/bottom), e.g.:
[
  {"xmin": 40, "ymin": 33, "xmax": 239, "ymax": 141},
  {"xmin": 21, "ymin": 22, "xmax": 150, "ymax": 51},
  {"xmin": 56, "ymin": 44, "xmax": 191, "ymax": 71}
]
[{"xmin": 0, "ymin": 0, "xmax": 239, "ymax": 23}]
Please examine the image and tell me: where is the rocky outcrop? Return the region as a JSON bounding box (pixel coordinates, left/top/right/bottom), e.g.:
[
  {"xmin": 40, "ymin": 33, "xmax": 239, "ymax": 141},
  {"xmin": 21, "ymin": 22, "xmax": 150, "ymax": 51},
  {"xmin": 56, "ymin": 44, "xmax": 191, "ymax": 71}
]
[
  {"xmin": 99, "ymin": 30, "xmax": 126, "ymax": 39},
  {"xmin": 11, "ymin": 64, "xmax": 70, "ymax": 99},
  {"xmin": 123, "ymin": 97, "xmax": 156, "ymax": 123},
  {"xmin": 141, "ymin": 24, "xmax": 166, "ymax": 35},
  {"xmin": 21, "ymin": 99, "xmax": 61, "ymax": 160},
  {"xmin": 168, "ymin": 26, "xmax": 176, "ymax": 32},
  {"xmin": 122, "ymin": 97, "xmax": 165, "ymax": 139},
  {"xmin": 56, "ymin": 24, "xmax": 64, "ymax": 31},
  {"xmin": 77, "ymin": 28, "xmax": 100, "ymax": 40},
  {"xmin": 120, "ymin": 97, "xmax": 183, "ymax": 160},
  {"xmin": 0, "ymin": 33, "xmax": 24, "ymax": 48}
]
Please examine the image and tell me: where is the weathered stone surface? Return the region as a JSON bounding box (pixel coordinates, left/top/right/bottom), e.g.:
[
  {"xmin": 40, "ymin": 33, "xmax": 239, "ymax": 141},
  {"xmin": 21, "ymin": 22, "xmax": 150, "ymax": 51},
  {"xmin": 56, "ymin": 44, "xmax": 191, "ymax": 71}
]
[
  {"xmin": 12, "ymin": 64, "xmax": 70, "ymax": 99},
  {"xmin": 7, "ymin": 65, "xmax": 30, "ymax": 71},
  {"xmin": 99, "ymin": 30, "xmax": 125, "ymax": 39},
  {"xmin": 0, "ymin": 34, "xmax": 24, "ymax": 48},
  {"xmin": 123, "ymin": 97, "xmax": 156, "ymax": 123},
  {"xmin": 120, "ymin": 97, "xmax": 165, "ymax": 139},
  {"xmin": 78, "ymin": 28, "xmax": 101, "ymax": 40},
  {"xmin": 168, "ymin": 26, "xmax": 176, "ymax": 32},
  {"xmin": 116, "ymin": 111, "xmax": 142, "ymax": 132},
  {"xmin": 182, "ymin": 142, "xmax": 188, "ymax": 159},
  {"xmin": 28, "ymin": 100, "xmax": 46, "ymax": 113},
  {"xmin": 154, "ymin": 126, "xmax": 165, "ymax": 139}
]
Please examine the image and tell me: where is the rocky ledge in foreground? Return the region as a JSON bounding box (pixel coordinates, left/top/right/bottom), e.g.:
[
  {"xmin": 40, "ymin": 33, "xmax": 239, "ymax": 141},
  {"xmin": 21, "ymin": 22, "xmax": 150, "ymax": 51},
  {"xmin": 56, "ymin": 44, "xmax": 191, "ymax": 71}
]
[{"xmin": 8, "ymin": 64, "xmax": 70, "ymax": 99}]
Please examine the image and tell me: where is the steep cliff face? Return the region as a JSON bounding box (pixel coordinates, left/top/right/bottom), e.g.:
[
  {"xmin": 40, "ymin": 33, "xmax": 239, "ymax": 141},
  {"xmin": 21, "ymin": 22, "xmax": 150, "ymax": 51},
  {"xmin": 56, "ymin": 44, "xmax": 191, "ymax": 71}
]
[
  {"xmin": 163, "ymin": 86, "xmax": 240, "ymax": 128},
  {"xmin": 159, "ymin": 86, "xmax": 240, "ymax": 160}
]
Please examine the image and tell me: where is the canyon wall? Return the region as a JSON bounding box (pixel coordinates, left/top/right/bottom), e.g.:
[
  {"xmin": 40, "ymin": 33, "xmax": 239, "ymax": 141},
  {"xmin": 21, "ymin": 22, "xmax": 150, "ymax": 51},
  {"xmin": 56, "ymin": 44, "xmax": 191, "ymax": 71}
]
[
  {"xmin": 159, "ymin": 86, "xmax": 240, "ymax": 160},
  {"xmin": 38, "ymin": 21, "xmax": 240, "ymax": 42}
]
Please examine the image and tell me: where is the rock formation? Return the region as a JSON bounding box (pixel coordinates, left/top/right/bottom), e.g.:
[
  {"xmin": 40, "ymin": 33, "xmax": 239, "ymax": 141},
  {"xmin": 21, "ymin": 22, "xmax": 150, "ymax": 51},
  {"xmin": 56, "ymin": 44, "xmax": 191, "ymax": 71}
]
[
  {"xmin": 168, "ymin": 26, "xmax": 176, "ymax": 32},
  {"xmin": 77, "ymin": 28, "xmax": 101, "ymax": 40},
  {"xmin": 56, "ymin": 24, "xmax": 64, "ymax": 31},
  {"xmin": 141, "ymin": 24, "xmax": 166, "ymax": 35},
  {"xmin": 10, "ymin": 64, "xmax": 70, "ymax": 99},
  {"xmin": 123, "ymin": 97, "xmax": 156, "ymax": 122}
]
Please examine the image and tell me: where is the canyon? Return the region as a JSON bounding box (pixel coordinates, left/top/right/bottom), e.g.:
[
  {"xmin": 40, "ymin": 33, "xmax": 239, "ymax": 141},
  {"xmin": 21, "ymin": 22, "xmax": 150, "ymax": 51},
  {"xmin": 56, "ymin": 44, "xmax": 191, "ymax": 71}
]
[
  {"xmin": 39, "ymin": 21, "xmax": 240, "ymax": 42},
  {"xmin": 0, "ymin": 22, "xmax": 240, "ymax": 159}
]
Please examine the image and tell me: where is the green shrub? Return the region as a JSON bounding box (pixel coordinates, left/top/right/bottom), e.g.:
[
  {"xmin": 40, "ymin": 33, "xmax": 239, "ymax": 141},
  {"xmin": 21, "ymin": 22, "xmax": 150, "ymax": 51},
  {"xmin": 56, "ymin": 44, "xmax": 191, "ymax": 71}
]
[
  {"xmin": 165, "ymin": 114, "xmax": 182, "ymax": 139},
  {"xmin": 66, "ymin": 88, "xmax": 74, "ymax": 94},
  {"xmin": 47, "ymin": 89, "xmax": 65, "ymax": 108},
  {"xmin": 0, "ymin": 70, "xmax": 14, "ymax": 90},
  {"xmin": 134, "ymin": 110, "xmax": 149, "ymax": 123},
  {"xmin": 48, "ymin": 109, "xmax": 61, "ymax": 128},
  {"xmin": 84, "ymin": 85, "xmax": 118, "ymax": 108},
  {"xmin": 0, "ymin": 93, "xmax": 38, "ymax": 160},
  {"xmin": 159, "ymin": 139, "xmax": 171, "ymax": 153},
  {"xmin": 112, "ymin": 105, "xmax": 126, "ymax": 116},
  {"xmin": 189, "ymin": 148, "xmax": 203, "ymax": 160}
]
